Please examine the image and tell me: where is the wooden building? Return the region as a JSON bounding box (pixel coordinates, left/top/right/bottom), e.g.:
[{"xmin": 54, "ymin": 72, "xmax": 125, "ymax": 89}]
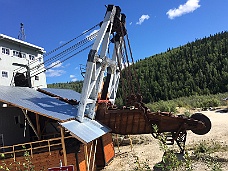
[{"xmin": 0, "ymin": 86, "xmax": 115, "ymax": 170}]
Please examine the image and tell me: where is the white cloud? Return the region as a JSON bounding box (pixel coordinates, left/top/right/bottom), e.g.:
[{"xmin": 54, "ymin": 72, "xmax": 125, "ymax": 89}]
[
  {"xmin": 65, "ymin": 63, "xmax": 70, "ymax": 67},
  {"xmin": 59, "ymin": 41, "xmax": 65, "ymax": 45},
  {"xmin": 129, "ymin": 22, "xmax": 132, "ymax": 25},
  {"xmin": 166, "ymin": 0, "xmax": 201, "ymax": 19},
  {"xmin": 71, "ymin": 78, "xmax": 77, "ymax": 82},
  {"xmin": 121, "ymin": 62, "xmax": 132, "ymax": 69},
  {"xmin": 69, "ymin": 74, "xmax": 77, "ymax": 82},
  {"xmin": 46, "ymin": 69, "xmax": 66, "ymax": 77},
  {"xmin": 70, "ymin": 74, "xmax": 75, "ymax": 78},
  {"xmin": 45, "ymin": 60, "xmax": 66, "ymax": 77},
  {"xmin": 86, "ymin": 29, "xmax": 99, "ymax": 40},
  {"xmin": 49, "ymin": 60, "xmax": 62, "ymax": 68},
  {"xmin": 136, "ymin": 15, "xmax": 150, "ymax": 25}
]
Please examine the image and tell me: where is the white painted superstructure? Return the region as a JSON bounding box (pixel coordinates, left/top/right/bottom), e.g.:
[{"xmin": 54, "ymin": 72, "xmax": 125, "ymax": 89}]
[{"xmin": 0, "ymin": 34, "xmax": 47, "ymax": 88}]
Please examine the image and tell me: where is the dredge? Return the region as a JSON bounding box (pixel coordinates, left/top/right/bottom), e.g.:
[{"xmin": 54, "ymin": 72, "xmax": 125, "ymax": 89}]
[
  {"xmin": 73, "ymin": 4, "xmax": 211, "ymax": 152},
  {"xmin": 0, "ymin": 4, "xmax": 211, "ymax": 171}
]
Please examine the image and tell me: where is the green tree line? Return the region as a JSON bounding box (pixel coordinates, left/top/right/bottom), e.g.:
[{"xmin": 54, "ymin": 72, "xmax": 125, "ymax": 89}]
[{"xmin": 48, "ymin": 80, "xmax": 83, "ymax": 93}]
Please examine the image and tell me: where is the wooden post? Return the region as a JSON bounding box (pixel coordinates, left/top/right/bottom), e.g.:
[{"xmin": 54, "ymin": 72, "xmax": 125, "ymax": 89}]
[
  {"xmin": 22, "ymin": 109, "xmax": 40, "ymax": 140},
  {"xmin": 60, "ymin": 127, "xmax": 67, "ymax": 166},
  {"xmin": 88, "ymin": 142, "xmax": 93, "ymax": 167},
  {"xmin": 92, "ymin": 139, "xmax": 98, "ymax": 171},
  {"xmin": 116, "ymin": 134, "xmax": 120, "ymax": 152},
  {"xmin": 129, "ymin": 135, "xmax": 133, "ymax": 151},
  {"xmin": 35, "ymin": 114, "xmax": 41, "ymax": 140},
  {"xmin": 84, "ymin": 145, "xmax": 89, "ymax": 171}
]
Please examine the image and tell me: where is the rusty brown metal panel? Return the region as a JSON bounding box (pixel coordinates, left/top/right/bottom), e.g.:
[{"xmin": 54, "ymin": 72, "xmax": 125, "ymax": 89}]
[{"xmin": 96, "ymin": 102, "xmax": 209, "ymax": 136}]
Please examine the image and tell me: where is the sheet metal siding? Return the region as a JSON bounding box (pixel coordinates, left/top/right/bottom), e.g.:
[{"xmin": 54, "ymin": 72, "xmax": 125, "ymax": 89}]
[
  {"xmin": 40, "ymin": 88, "xmax": 81, "ymax": 101},
  {"xmin": 61, "ymin": 118, "xmax": 111, "ymax": 144},
  {"xmin": 0, "ymin": 86, "xmax": 77, "ymax": 121}
]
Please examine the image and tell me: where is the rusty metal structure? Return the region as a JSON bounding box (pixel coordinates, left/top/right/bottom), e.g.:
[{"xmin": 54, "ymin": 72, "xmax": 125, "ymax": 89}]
[{"xmin": 96, "ymin": 97, "xmax": 211, "ymax": 152}]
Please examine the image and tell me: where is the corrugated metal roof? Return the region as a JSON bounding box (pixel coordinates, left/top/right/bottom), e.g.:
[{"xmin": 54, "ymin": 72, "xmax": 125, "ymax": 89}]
[
  {"xmin": 0, "ymin": 86, "xmax": 111, "ymax": 144},
  {"xmin": 60, "ymin": 118, "xmax": 111, "ymax": 144},
  {"xmin": 38, "ymin": 88, "xmax": 81, "ymax": 101},
  {"xmin": 0, "ymin": 86, "xmax": 77, "ymax": 121}
]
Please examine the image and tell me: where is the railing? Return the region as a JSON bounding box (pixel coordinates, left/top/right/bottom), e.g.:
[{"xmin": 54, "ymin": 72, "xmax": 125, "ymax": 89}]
[{"xmin": 0, "ymin": 136, "xmax": 73, "ymax": 161}]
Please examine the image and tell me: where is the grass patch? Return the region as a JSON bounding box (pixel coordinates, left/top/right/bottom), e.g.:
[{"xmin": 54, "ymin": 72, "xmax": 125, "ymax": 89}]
[{"xmin": 146, "ymin": 92, "xmax": 228, "ymax": 113}]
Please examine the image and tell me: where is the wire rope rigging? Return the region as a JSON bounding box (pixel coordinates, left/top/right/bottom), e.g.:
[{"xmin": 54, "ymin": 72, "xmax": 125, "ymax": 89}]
[
  {"xmin": 12, "ymin": 23, "xmax": 100, "ymax": 82},
  {"xmin": 13, "ymin": 23, "xmax": 100, "ymax": 74}
]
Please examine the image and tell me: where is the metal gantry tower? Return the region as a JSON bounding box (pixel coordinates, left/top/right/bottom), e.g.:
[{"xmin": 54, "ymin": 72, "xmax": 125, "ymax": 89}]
[{"xmin": 18, "ymin": 23, "xmax": 26, "ymax": 41}]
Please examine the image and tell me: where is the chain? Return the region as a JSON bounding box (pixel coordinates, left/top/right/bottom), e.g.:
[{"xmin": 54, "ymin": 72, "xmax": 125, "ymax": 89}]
[
  {"xmin": 126, "ymin": 33, "xmax": 141, "ymax": 94},
  {"xmin": 113, "ymin": 33, "xmax": 127, "ymax": 104},
  {"xmin": 120, "ymin": 22, "xmax": 135, "ymax": 95}
]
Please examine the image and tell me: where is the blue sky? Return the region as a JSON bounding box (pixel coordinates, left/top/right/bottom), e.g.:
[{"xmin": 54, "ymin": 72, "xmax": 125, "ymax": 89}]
[{"xmin": 1, "ymin": 0, "xmax": 227, "ymax": 84}]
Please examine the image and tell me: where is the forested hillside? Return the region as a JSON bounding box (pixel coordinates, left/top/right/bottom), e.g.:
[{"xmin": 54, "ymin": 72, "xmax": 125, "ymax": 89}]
[
  {"xmin": 48, "ymin": 31, "xmax": 228, "ymax": 103},
  {"xmin": 132, "ymin": 31, "xmax": 228, "ymax": 103},
  {"xmin": 48, "ymin": 80, "xmax": 83, "ymax": 93}
]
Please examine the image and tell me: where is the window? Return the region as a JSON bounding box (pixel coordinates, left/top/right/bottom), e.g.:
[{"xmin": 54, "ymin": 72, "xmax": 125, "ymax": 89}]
[
  {"xmin": 29, "ymin": 55, "xmax": 35, "ymax": 60},
  {"xmin": 35, "ymin": 75, "xmax": 39, "ymax": 80},
  {"xmin": 1, "ymin": 47, "xmax": 10, "ymax": 55},
  {"xmin": 19, "ymin": 52, "xmax": 26, "ymax": 58},
  {"xmin": 13, "ymin": 50, "xmax": 20, "ymax": 57},
  {"xmin": 22, "ymin": 53, "xmax": 26, "ymax": 58},
  {"xmin": 2, "ymin": 71, "xmax": 8, "ymax": 78},
  {"xmin": 13, "ymin": 51, "xmax": 26, "ymax": 58}
]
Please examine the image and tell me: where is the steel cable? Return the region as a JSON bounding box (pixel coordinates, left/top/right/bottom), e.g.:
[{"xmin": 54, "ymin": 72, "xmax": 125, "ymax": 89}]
[
  {"xmin": 30, "ymin": 44, "xmax": 93, "ymax": 78},
  {"xmin": 13, "ymin": 23, "xmax": 100, "ymax": 73},
  {"xmin": 29, "ymin": 31, "xmax": 98, "ymax": 75}
]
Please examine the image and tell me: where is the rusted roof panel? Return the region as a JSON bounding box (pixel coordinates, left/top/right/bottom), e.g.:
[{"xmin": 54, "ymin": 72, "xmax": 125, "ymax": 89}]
[{"xmin": 0, "ymin": 86, "xmax": 77, "ymax": 121}]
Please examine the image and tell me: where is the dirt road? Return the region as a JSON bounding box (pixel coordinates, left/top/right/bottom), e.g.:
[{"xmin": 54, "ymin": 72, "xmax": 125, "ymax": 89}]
[{"xmin": 101, "ymin": 109, "xmax": 228, "ymax": 170}]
